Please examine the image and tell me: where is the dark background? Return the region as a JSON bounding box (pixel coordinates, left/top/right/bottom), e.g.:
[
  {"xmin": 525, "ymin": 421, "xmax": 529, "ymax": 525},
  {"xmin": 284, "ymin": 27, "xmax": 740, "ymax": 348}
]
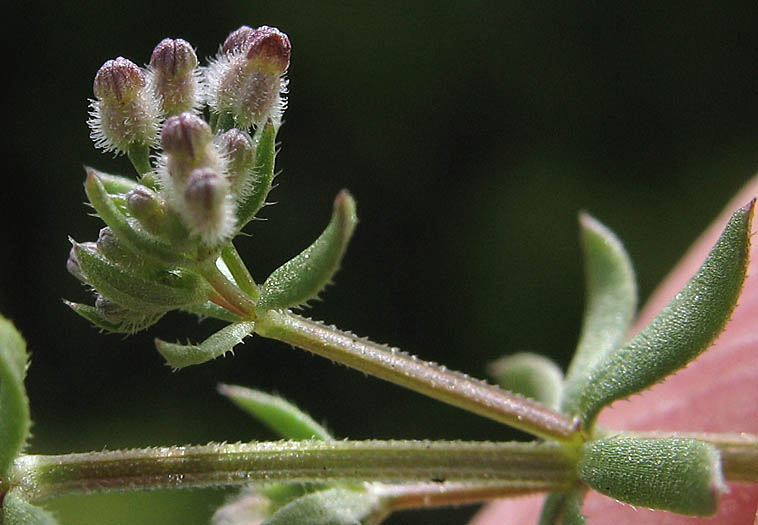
[{"xmin": 3, "ymin": 1, "xmax": 758, "ymax": 523}]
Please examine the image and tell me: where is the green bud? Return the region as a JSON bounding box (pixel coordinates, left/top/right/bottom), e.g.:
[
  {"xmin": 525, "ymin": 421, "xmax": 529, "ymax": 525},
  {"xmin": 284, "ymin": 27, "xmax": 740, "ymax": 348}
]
[
  {"xmin": 72, "ymin": 240, "xmax": 210, "ymax": 313},
  {"xmin": 125, "ymin": 186, "xmax": 167, "ymax": 235},
  {"xmin": 149, "ymin": 38, "xmax": 200, "ymax": 116},
  {"xmin": 85, "ymin": 168, "xmax": 190, "ymax": 265},
  {"xmin": 65, "ymin": 300, "xmax": 165, "ymax": 334}
]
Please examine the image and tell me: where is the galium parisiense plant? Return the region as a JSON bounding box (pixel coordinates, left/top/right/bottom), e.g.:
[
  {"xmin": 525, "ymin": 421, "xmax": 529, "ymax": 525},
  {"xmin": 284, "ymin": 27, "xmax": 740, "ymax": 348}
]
[{"xmin": 0, "ymin": 25, "xmax": 756, "ymax": 524}]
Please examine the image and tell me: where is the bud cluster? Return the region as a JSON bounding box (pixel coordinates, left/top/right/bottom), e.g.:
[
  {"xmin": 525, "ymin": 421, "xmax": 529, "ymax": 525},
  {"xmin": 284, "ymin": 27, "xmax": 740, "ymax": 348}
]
[{"xmin": 71, "ymin": 26, "xmax": 291, "ymax": 333}]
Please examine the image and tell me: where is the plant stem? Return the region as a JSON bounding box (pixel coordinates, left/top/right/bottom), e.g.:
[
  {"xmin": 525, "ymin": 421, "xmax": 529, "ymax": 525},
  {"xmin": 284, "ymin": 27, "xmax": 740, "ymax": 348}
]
[
  {"xmin": 255, "ymin": 310, "xmax": 582, "ymax": 444},
  {"xmin": 9, "ymin": 440, "xmax": 575, "ymax": 503},
  {"xmin": 220, "ymin": 243, "xmax": 259, "ymax": 299},
  {"xmin": 372, "ymin": 481, "xmax": 545, "ymax": 512},
  {"xmin": 199, "ymin": 263, "xmax": 257, "ymax": 319},
  {"xmin": 631, "ymin": 431, "xmax": 758, "ymax": 483}
]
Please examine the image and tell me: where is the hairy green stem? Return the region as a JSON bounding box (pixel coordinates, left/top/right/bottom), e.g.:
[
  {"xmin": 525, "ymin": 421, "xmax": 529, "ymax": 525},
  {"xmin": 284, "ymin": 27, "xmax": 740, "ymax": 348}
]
[
  {"xmin": 9, "ymin": 441, "xmax": 575, "ymax": 503},
  {"xmin": 220, "ymin": 244, "xmax": 259, "ymax": 299},
  {"xmin": 372, "ymin": 481, "xmax": 546, "ymax": 512},
  {"xmin": 199, "ymin": 263, "xmax": 257, "ymax": 319},
  {"xmin": 255, "ymin": 311, "xmax": 582, "ymax": 444}
]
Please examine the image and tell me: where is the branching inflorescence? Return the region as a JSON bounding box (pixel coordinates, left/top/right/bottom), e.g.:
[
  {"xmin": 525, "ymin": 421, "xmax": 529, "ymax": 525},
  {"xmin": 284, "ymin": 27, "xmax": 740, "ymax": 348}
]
[{"xmin": 0, "ymin": 25, "xmax": 756, "ymax": 524}]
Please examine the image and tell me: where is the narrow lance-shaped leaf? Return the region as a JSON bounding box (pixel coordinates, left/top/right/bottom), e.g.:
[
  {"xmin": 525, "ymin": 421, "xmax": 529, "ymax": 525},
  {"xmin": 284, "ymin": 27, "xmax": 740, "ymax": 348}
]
[
  {"xmin": 488, "ymin": 352, "xmax": 564, "ymax": 410},
  {"xmin": 576, "ymin": 200, "xmax": 754, "ymax": 427},
  {"xmin": 578, "ymin": 437, "xmax": 726, "ymax": 516},
  {"xmin": 0, "ymin": 316, "xmax": 30, "ymax": 479},
  {"xmin": 236, "ymin": 120, "xmax": 277, "ymax": 230},
  {"xmin": 256, "ymin": 191, "xmax": 357, "ymax": 311},
  {"xmin": 73, "ymin": 240, "xmax": 210, "ymax": 313},
  {"xmin": 2, "ymin": 490, "xmax": 59, "ymax": 525},
  {"xmin": 155, "ymin": 321, "xmax": 255, "ymax": 369},
  {"xmin": 218, "ymin": 384, "xmax": 334, "ymax": 441},
  {"xmin": 91, "ymin": 169, "xmax": 140, "ymax": 194},
  {"xmin": 181, "ymin": 301, "xmax": 246, "ymax": 323},
  {"xmin": 63, "ymin": 300, "xmax": 165, "ymax": 334},
  {"xmin": 84, "ymin": 168, "xmax": 191, "ymax": 265},
  {"xmin": 538, "ymin": 490, "xmax": 587, "ymax": 525},
  {"xmin": 261, "ymin": 487, "xmax": 385, "ymax": 525},
  {"xmin": 560, "ymin": 213, "xmax": 637, "ymax": 416}
]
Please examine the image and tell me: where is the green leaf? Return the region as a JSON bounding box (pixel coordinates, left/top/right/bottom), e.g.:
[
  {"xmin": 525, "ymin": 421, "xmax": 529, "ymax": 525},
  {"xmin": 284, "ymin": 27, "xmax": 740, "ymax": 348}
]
[
  {"xmin": 181, "ymin": 302, "xmax": 246, "ymax": 323},
  {"xmin": 236, "ymin": 121, "xmax": 277, "ymax": 230},
  {"xmin": 257, "ymin": 191, "xmax": 357, "ymax": 311},
  {"xmin": 155, "ymin": 321, "xmax": 255, "ymax": 369},
  {"xmin": 538, "ymin": 490, "xmax": 586, "ymax": 525},
  {"xmin": 560, "ymin": 213, "xmax": 636, "ymax": 416},
  {"xmin": 84, "ymin": 168, "xmax": 191, "ymax": 265},
  {"xmin": 63, "ymin": 300, "xmax": 165, "ymax": 334},
  {"xmin": 73, "ymin": 240, "xmax": 210, "ymax": 313},
  {"xmin": 89, "ymin": 169, "xmax": 140, "ymax": 194},
  {"xmin": 576, "ymin": 201, "xmax": 754, "ymax": 427},
  {"xmin": 2, "ymin": 490, "xmax": 59, "ymax": 525},
  {"xmin": 261, "ymin": 487, "xmax": 384, "ymax": 525},
  {"xmin": 218, "ymin": 384, "xmax": 334, "ymax": 441},
  {"xmin": 578, "ymin": 437, "xmax": 726, "ymax": 516},
  {"xmin": 0, "ymin": 316, "xmax": 30, "ymax": 479},
  {"xmin": 488, "ymin": 352, "xmax": 564, "ymax": 410}
]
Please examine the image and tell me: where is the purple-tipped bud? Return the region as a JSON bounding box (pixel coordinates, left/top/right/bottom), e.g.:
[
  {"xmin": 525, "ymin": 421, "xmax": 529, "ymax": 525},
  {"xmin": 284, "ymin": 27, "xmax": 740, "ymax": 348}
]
[
  {"xmin": 151, "ymin": 38, "xmax": 197, "ymax": 77},
  {"xmin": 207, "ymin": 26, "xmax": 290, "ymax": 128},
  {"xmin": 217, "ymin": 128, "xmax": 255, "ymax": 193},
  {"xmin": 180, "ymin": 167, "xmax": 234, "ymax": 244},
  {"xmin": 161, "ymin": 113, "xmax": 212, "ymax": 160},
  {"xmin": 126, "ymin": 186, "xmax": 167, "ymax": 235},
  {"xmin": 185, "ymin": 168, "xmax": 227, "ymax": 211},
  {"xmin": 149, "ymin": 38, "xmax": 201, "ymax": 116},
  {"xmin": 93, "ymin": 57, "xmax": 145, "ymax": 103},
  {"xmin": 89, "ymin": 58, "xmax": 160, "ymax": 154},
  {"xmin": 222, "ymin": 26, "xmax": 256, "ymax": 55},
  {"xmin": 95, "ymin": 294, "xmax": 128, "ymax": 322},
  {"xmin": 246, "ymin": 26, "xmax": 291, "ymax": 73},
  {"xmin": 67, "ymin": 242, "xmax": 89, "ymax": 282}
]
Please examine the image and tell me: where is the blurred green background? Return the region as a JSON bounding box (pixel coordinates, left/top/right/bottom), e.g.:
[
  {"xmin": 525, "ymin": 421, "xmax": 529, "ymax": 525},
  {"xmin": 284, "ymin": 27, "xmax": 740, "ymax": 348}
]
[{"xmin": 3, "ymin": 1, "xmax": 758, "ymax": 523}]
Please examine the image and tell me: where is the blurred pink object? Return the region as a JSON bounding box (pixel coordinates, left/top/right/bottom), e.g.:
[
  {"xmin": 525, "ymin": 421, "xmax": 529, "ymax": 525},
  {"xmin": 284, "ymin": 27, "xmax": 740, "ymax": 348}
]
[{"xmin": 471, "ymin": 177, "xmax": 758, "ymax": 524}]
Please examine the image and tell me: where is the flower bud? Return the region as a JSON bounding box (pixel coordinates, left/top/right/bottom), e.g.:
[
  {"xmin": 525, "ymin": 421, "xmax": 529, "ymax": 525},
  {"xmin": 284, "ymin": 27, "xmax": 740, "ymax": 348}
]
[
  {"xmin": 207, "ymin": 26, "xmax": 290, "ymax": 128},
  {"xmin": 88, "ymin": 57, "xmax": 161, "ymax": 154},
  {"xmin": 161, "ymin": 112, "xmax": 212, "ymax": 160},
  {"xmin": 95, "ymin": 294, "xmax": 130, "ymax": 323},
  {"xmin": 179, "ymin": 168, "xmax": 235, "ymax": 245},
  {"xmin": 222, "ymin": 26, "xmax": 257, "ymax": 55},
  {"xmin": 158, "ymin": 112, "xmax": 226, "ymax": 200},
  {"xmin": 217, "ymin": 128, "xmax": 255, "ymax": 195},
  {"xmin": 245, "ymin": 26, "xmax": 291, "ymax": 74},
  {"xmin": 67, "ymin": 241, "xmax": 95, "ymax": 282},
  {"xmin": 93, "ymin": 57, "xmax": 145, "ymax": 103},
  {"xmin": 126, "ymin": 186, "xmax": 167, "ymax": 235},
  {"xmin": 149, "ymin": 38, "xmax": 201, "ymax": 116}
]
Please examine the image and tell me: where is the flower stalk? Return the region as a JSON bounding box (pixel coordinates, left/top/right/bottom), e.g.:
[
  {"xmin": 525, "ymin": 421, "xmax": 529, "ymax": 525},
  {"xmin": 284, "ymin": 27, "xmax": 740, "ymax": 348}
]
[{"xmin": 254, "ymin": 310, "xmax": 582, "ymax": 444}]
